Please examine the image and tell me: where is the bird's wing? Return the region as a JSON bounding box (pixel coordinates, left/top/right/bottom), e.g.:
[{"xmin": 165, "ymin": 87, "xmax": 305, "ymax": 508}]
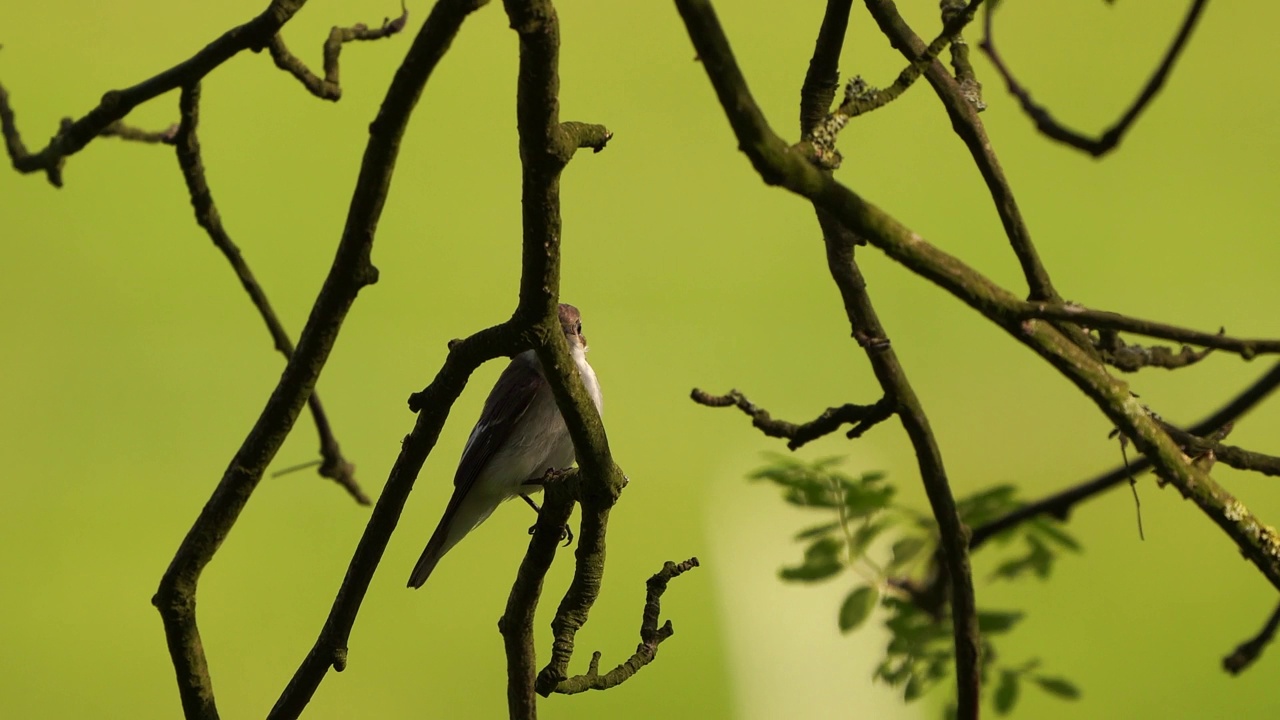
[
  {"xmin": 453, "ymin": 352, "xmax": 545, "ymax": 493},
  {"xmin": 408, "ymin": 354, "xmax": 546, "ymax": 588}
]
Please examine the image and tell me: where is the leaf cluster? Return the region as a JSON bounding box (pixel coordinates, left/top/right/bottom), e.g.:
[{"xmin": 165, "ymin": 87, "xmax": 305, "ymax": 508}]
[{"xmin": 751, "ymin": 456, "xmax": 1082, "ymax": 717}]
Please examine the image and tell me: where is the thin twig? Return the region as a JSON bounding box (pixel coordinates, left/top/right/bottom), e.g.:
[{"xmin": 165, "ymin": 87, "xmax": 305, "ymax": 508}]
[
  {"xmin": 980, "ymin": 0, "xmax": 1211, "ymax": 157},
  {"xmin": 267, "ymin": 3, "xmax": 410, "ymax": 101},
  {"xmin": 690, "ymin": 389, "xmax": 894, "ymax": 449},
  {"xmin": 1223, "ymin": 600, "xmax": 1280, "ymax": 675},
  {"xmin": 101, "ymin": 120, "xmax": 179, "ymax": 144},
  {"xmin": 551, "ymin": 558, "xmax": 700, "ymax": 694},
  {"xmin": 1022, "ymin": 303, "xmax": 1280, "ymax": 360},
  {"xmin": 861, "ymin": 0, "xmax": 1060, "ymax": 305},
  {"xmin": 173, "ymin": 82, "xmax": 368, "ymax": 506},
  {"xmin": 0, "ymin": 0, "xmax": 312, "ymax": 187}
]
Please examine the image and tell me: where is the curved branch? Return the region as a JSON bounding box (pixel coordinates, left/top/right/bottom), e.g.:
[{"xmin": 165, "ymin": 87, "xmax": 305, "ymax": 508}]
[
  {"xmin": 979, "ymin": 0, "xmax": 1211, "ymax": 157},
  {"xmin": 1223, "ymin": 599, "xmax": 1280, "ymax": 675},
  {"xmin": 690, "ymin": 388, "xmax": 893, "ymax": 449},
  {"xmin": 151, "ymin": 2, "xmax": 491, "ymax": 718},
  {"xmin": 267, "ymin": 5, "xmax": 411, "ymax": 101},
  {"xmin": 862, "ymin": 0, "xmax": 1056, "ymax": 304},
  {"xmin": 174, "ymin": 83, "xmax": 368, "ymax": 505},
  {"xmin": 1, "ymin": 0, "xmax": 311, "ymax": 186},
  {"xmin": 551, "ymin": 558, "xmax": 700, "ymax": 694}
]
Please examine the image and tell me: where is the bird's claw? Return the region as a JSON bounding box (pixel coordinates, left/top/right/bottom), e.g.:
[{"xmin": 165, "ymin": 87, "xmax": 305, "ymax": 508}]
[{"xmin": 527, "ymin": 522, "xmax": 575, "ymax": 547}]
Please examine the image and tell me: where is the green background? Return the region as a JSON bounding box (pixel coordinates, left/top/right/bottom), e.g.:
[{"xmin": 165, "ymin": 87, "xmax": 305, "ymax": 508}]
[{"xmin": 3, "ymin": 1, "xmax": 1279, "ymax": 718}]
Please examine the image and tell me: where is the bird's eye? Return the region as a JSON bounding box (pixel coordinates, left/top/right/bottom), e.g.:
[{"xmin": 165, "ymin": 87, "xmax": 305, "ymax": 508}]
[{"xmin": 575, "ymin": 322, "xmax": 583, "ymax": 335}]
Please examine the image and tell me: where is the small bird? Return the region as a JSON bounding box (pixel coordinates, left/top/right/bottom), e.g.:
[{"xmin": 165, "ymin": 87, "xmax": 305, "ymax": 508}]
[{"xmin": 408, "ymin": 303, "xmax": 603, "ymax": 588}]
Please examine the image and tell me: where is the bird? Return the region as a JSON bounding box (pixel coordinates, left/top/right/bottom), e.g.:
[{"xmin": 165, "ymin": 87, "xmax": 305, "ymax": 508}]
[{"xmin": 408, "ymin": 303, "xmax": 603, "ymax": 588}]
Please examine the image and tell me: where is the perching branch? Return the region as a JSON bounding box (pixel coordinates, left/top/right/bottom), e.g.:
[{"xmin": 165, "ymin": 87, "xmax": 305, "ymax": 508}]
[
  {"xmin": 173, "ymin": 82, "xmax": 368, "ymax": 506},
  {"xmin": 268, "ymin": 4, "xmax": 411, "ymax": 101},
  {"xmin": 690, "ymin": 389, "xmax": 893, "ymax": 450},
  {"xmin": 495, "ymin": 2, "xmax": 632, "ymax": 714},
  {"xmin": 550, "ymin": 558, "xmax": 700, "ymax": 694},
  {"xmin": 980, "ymin": 0, "xmax": 1211, "ymax": 157},
  {"xmin": 0, "ymin": 0, "xmax": 312, "ymax": 187}
]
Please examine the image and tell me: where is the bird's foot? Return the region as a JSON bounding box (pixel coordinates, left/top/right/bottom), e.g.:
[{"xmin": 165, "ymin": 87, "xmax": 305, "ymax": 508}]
[{"xmin": 526, "ymin": 520, "xmax": 574, "ymax": 547}]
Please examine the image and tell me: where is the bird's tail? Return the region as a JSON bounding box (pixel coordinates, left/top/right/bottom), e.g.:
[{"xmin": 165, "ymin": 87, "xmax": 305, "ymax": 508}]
[{"xmin": 407, "ymin": 488, "xmax": 499, "ymax": 589}]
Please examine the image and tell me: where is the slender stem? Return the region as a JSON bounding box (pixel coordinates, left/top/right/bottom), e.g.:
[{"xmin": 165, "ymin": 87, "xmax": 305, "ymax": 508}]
[{"xmin": 0, "ymin": 0, "xmax": 311, "ymax": 186}]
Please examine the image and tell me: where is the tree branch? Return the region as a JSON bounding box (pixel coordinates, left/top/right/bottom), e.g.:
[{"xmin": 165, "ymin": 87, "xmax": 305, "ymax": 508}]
[
  {"xmin": 1223, "ymin": 599, "xmax": 1280, "ymax": 675},
  {"xmin": 690, "ymin": 388, "xmax": 893, "ymax": 450},
  {"xmin": 970, "ymin": 361, "xmax": 1280, "ymax": 549},
  {"xmin": 979, "ymin": 0, "xmax": 1211, "ymax": 157},
  {"xmin": 674, "ymin": 0, "xmax": 1280, "ymax": 603},
  {"xmin": 501, "ymin": 472, "xmax": 579, "ymax": 715},
  {"xmin": 267, "ymin": 4, "xmax": 411, "ymax": 101},
  {"xmin": 496, "ymin": 2, "xmax": 627, "ymax": 714},
  {"xmin": 800, "ymin": 2, "xmax": 981, "ymax": 716},
  {"xmin": 862, "ymin": 0, "xmax": 1058, "ymax": 304},
  {"xmin": 256, "ymin": 4, "xmax": 495, "ymax": 719},
  {"xmin": 1, "ymin": 0, "xmax": 311, "ymax": 187},
  {"xmin": 173, "ymin": 82, "xmax": 368, "ymax": 506},
  {"xmin": 550, "ymin": 558, "xmax": 700, "ymax": 694},
  {"xmin": 1021, "ymin": 303, "xmax": 1280, "ymax": 360}
]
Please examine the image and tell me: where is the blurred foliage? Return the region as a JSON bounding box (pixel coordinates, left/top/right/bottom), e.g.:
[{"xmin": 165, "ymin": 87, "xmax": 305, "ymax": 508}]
[{"xmin": 751, "ymin": 454, "xmax": 1083, "ymax": 717}]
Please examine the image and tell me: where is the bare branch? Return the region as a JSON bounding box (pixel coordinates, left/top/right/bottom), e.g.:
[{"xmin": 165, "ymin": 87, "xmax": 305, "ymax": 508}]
[
  {"xmin": 501, "ymin": 472, "xmax": 579, "ymax": 711},
  {"xmin": 971, "ymin": 361, "xmax": 1280, "ymax": 549},
  {"xmin": 980, "ymin": 0, "xmax": 1211, "ymax": 157},
  {"xmin": 261, "ymin": 3, "xmax": 495, "ymax": 717},
  {"xmin": 1021, "ymin": 303, "xmax": 1280, "ymax": 361},
  {"xmin": 267, "ymin": 4, "xmax": 411, "ymax": 101},
  {"xmin": 862, "ymin": 0, "xmax": 1060, "ymax": 305},
  {"xmin": 1159, "ymin": 422, "xmax": 1280, "ymax": 478},
  {"xmin": 101, "ymin": 120, "xmax": 179, "ymax": 144},
  {"xmin": 1, "ymin": 0, "xmax": 312, "ymax": 187},
  {"xmin": 1223, "ymin": 600, "xmax": 1280, "ymax": 675},
  {"xmin": 690, "ymin": 388, "xmax": 893, "ymax": 449},
  {"xmin": 550, "ymin": 558, "xmax": 700, "ymax": 694},
  {"xmin": 173, "ymin": 82, "xmax": 368, "ymax": 505}
]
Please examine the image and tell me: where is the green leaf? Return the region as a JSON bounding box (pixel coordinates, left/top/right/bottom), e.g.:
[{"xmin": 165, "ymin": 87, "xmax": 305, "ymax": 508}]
[
  {"xmin": 994, "ymin": 670, "xmax": 1020, "ymax": 714},
  {"xmin": 794, "ymin": 521, "xmax": 840, "ymax": 541},
  {"xmin": 1029, "ymin": 518, "xmax": 1082, "ymax": 552},
  {"xmin": 839, "ymin": 586, "xmax": 879, "ymax": 633},
  {"xmin": 850, "ymin": 518, "xmax": 892, "ymax": 559},
  {"xmin": 1032, "ymin": 676, "xmax": 1081, "ymax": 700},
  {"xmin": 903, "ymin": 674, "xmax": 925, "ymax": 702},
  {"xmin": 887, "ymin": 536, "xmax": 928, "ymax": 572},
  {"xmin": 956, "ymin": 484, "xmax": 1020, "ymax": 526},
  {"xmin": 977, "ymin": 610, "xmax": 1024, "ymax": 635},
  {"xmin": 778, "ymin": 535, "xmax": 845, "ymax": 582},
  {"xmin": 844, "ymin": 483, "xmax": 896, "ymax": 518}
]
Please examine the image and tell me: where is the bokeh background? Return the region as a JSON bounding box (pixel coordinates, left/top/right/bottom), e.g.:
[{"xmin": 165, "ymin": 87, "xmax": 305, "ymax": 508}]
[{"xmin": 3, "ymin": 1, "xmax": 1279, "ymax": 718}]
